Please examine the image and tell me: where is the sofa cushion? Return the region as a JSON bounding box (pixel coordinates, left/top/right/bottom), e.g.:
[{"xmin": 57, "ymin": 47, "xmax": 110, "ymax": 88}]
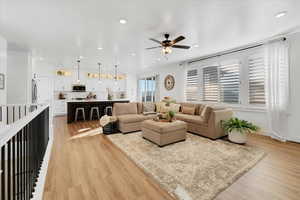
[
  {"xmin": 176, "ymin": 113, "xmax": 206, "ymax": 124},
  {"xmin": 143, "ymin": 102, "xmax": 155, "ymax": 112},
  {"xmin": 114, "ymin": 103, "xmax": 138, "ymax": 116},
  {"xmin": 137, "ymin": 103, "xmax": 143, "ymax": 114},
  {"xmin": 180, "ymin": 103, "xmax": 201, "ymax": 115},
  {"xmin": 182, "ymin": 106, "xmax": 195, "ymax": 115},
  {"xmin": 200, "ymin": 105, "xmax": 213, "ymax": 122},
  {"xmin": 118, "ymin": 114, "xmax": 145, "ymax": 123}
]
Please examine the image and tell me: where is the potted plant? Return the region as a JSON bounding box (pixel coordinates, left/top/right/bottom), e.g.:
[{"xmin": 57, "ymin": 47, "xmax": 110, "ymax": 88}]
[
  {"xmin": 222, "ymin": 118, "xmax": 259, "ymax": 144},
  {"xmin": 166, "ymin": 110, "xmax": 175, "ymax": 122}
]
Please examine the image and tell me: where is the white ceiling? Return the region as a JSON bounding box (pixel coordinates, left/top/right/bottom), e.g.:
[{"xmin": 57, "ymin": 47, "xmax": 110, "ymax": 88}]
[{"xmin": 1, "ymin": 0, "xmax": 300, "ymax": 73}]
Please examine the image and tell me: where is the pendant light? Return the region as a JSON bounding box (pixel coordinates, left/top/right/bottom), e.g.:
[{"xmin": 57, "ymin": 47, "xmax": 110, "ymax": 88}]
[
  {"xmin": 98, "ymin": 62, "xmax": 102, "ymax": 83},
  {"xmin": 76, "ymin": 59, "xmax": 81, "ymax": 83},
  {"xmin": 114, "ymin": 65, "xmax": 118, "ymax": 85}
]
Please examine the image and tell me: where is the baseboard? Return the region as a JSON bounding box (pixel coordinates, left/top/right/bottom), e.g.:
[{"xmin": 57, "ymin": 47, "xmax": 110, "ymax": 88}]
[
  {"xmin": 287, "ymin": 136, "xmax": 300, "ymax": 144},
  {"xmin": 32, "ymin": 123, "xmax": 54, "ymax": 200}
]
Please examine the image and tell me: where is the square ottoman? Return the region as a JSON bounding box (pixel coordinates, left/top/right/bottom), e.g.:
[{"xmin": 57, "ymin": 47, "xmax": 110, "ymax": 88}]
[{"xmin": 141, "ymin": 120, "xmax": 187, "ymax": 147}]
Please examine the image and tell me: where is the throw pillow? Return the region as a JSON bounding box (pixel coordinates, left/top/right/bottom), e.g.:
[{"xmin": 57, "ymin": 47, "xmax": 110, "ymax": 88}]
[
  {"xmin": 200, "ymin": 105, "xmax": 213, "ymax": 122},
  {"xmin": 182, "ymin": 106, "xmax": 195, "ymax": 115},
  {"xmin": 160, "ymin": 104, "xmax": 171, "ymax": 113},
  {"xmin": 143, "ymin": 102, "xmax": 155, "ymax": 112},
  {"xmin": 155, "ymin": 102, "xmax": 166, "ymax": 113},
  {"xmin": 169, "ymin": 103, "xmax": 181, "ymax": 113}
]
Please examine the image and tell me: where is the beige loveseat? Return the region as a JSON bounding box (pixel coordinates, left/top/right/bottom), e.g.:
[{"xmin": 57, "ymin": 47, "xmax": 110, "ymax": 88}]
[{"xmin": 113, "ymin": 102, "xmax": 233, "ymax": 139}]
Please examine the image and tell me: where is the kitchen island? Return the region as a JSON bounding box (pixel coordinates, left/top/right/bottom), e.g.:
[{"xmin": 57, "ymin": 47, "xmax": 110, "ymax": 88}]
[{"xmin": 67, "ymin": 99, "xmax": 129, "ymax": 123}]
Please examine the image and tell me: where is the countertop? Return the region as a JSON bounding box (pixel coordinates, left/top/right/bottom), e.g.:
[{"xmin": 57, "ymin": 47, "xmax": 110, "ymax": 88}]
[{"xmin": 66, "ymin": 99, "xmax": 130, "ymax": 103}]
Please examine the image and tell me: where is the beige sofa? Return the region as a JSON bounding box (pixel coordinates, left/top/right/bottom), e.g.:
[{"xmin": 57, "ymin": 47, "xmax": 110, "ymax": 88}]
[
  {"xmin": 113, "ymin": 102, "xmax": 233, "ymax": 139},
  {"xmin": 113, "ymin": 102, "xmax": 156, "ymax": 133}
]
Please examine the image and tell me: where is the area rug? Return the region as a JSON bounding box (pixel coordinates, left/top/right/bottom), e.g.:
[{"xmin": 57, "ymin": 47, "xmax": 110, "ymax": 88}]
[{"xmin": 107, "ymin": 132, "xmax": 265, "ymax": 200}]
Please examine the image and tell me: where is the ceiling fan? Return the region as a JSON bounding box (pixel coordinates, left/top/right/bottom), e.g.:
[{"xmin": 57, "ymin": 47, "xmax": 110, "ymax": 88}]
[{"xmin": 146, "ymin": 34, "xmax": 191, "ymax": 54}]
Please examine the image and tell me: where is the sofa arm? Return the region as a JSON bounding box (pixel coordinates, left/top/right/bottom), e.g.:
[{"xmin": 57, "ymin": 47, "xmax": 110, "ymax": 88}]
[{"xmin": 208, "ymin": 109, "xmax": 233, "ymax": 139}]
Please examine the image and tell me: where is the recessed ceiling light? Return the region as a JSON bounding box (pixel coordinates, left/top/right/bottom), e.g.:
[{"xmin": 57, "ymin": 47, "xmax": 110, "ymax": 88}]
[
  {"xmin": 97, "ymin": 47, "xmax": 103, "ymax": 50},
  {"xmin": 275, "ymin": 11, "xmax": 287, "ymax": 18},
  {"xmin": 119, "ymin": 19, "xmax": 127, "ymax": 24},
  {"xmin": 131, "ymin": 53, "xmax": 136, "ymax": 56},
  {"xmin": 156, "ymin": 58, "xmax": 161, "ymax": 61},
  {"xmin": 193, "ymin": 44, "xmax": 199, "ymax": 48},
  {"xmin": 39, "ymin": 57, "xmax": 44, "ymax": 61}
]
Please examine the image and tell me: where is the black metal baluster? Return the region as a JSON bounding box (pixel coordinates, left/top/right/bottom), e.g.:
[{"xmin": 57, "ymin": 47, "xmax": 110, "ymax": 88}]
[
  {"xmin": 29, "ymin": 122, "xmax": 33, "ymax": 199},
  {"xmin": 16, "ymin": 132, "xmax": 19, "ymax": 200},
  {"xmin": 26, "ymin": 125, "xmax": 29, "ymax": 200},
  {"xmin": 7, "ymin": 106, "xmax": 9, "ymax": 125},
  {"xmin": 19, "ymin": 106, "xmax": 21, "ymax": 121},
  {"xmin": 13, "ymin": 106, "xmax": 15, "ymax": 123},
  {"xmin": 22, "ymin": 129, "xmax": 25, "ymax": 200},
  {"xmin": 8, "ymin": 140, "xmax": 11, "ymax": 200},
  {"xmin": 1, "ymin": 145, "xmax": 6, "ymax": 200},
  {"xmin": 12, "ymin": 136, "xmax": 16, "ymax": 200},
  {"xmin": 19, "ymin": 131, "xmax": 22, "ymax": 200}
]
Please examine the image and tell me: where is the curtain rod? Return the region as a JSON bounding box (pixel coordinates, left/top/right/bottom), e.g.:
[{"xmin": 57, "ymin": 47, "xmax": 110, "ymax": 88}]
[{"xmin": 188, "ymin": 37, "xmax": 286, "ymax": 64}]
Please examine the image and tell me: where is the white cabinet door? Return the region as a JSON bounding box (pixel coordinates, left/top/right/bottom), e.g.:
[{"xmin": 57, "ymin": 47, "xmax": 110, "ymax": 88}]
[
  {"xmin": 54, "ymin": 100, "xmax": 66, "ymax": 116},
  {"xmin": 36, "ymin": 77, "xmax": 52, "ymax": 104}
]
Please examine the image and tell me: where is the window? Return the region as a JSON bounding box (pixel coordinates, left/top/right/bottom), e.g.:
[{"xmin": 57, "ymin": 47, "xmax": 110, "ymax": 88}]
[
  {"xmin": 185, "ymin": 69, "xmax": 199, "ymax": 102},
  {"xmin": 185, "ymin": 47, "xmax": 267, "ymax": 107},
  {"xmin": 202, "ymin": 62, "xmax": 240, "ymax": 103},
  {"xmin": 138, "ymin": 76, "xmax": 157, "ymax": 102},
  {"xmin": 203, "ymin": 66, "xmax": 218, "ymax": 102},
  {"xmin": 219, "ymin": 62, "xmax": 240, "ymax": 103},
  {"xmin": 248, "ymin": 55, "xmax": 266, "ymax": 104}
]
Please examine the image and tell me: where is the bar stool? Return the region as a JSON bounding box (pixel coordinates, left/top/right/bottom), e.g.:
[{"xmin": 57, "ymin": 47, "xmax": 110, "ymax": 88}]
[
  {"xmin": 75, "ymin": 107, "xmax": 85, "ymax": 122},
  {"xmin": 90, "ymin": 106, "xmax": 100, "ymax": 120},
  {"xmin": 105, "ymin": 106, "xmax": 113, "ymax": 116}
]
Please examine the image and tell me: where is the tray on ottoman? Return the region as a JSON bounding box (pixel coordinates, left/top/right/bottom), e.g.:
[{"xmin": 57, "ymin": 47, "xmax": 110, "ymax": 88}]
[{"xmin": 141, "ymin": 120, "xmax": 187, "ymax": 147}]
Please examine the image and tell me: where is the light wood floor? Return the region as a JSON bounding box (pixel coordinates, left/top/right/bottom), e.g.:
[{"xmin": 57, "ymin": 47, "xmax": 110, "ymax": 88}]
[{"xmin": 43, "ymin": 116, "xmax": 300, "ymax": 200}]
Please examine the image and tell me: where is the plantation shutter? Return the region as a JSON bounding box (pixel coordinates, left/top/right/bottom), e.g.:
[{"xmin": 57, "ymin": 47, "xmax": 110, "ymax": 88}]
[
  {"xmin": 203, "ymin": 66, "xmax": 219, "ymax": 102},
  {"xmin": 248, "ymin": 55, "xmax": 266, "ymax": 104},
  {"xmin": 185, "ymin": 69, "xmax": 198, "ymax": 101},
  {"xmin": 219, "ymin": 62, "xmax": 240, "ymax": 103}
]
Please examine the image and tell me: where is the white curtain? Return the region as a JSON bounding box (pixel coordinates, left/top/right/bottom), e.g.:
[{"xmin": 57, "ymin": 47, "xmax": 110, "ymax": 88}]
[{"xmin": 265, "ymin": 40, "xmax": 290, "ymax": 141}]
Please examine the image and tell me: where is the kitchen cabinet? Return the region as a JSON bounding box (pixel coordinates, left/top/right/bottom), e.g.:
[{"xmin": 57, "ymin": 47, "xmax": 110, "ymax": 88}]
[{"xmin": 54, "ymin": 100, "xmax": 67, "ymax": 116}]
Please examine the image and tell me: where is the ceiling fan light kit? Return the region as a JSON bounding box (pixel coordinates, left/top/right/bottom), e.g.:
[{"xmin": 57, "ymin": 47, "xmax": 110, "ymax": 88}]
[
  {"xmin": 162, "ymin": 46, "xmax": 172, "ymax": 54},
  {"xmin": 147, "ymin": 33, "xmax": 191, "ymax": 55}
]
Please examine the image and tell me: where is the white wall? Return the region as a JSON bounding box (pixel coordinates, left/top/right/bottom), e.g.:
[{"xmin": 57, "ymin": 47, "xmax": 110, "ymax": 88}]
[
  {"xmin": 138, "ymin": 63, "xmax": 185, "ymax": 102},
  {"xmin": 287, "ymin": 32, "xmax": 300, "ymax": 142},
  {"xmin": 126, "ymin": 73, "xmax": 138, "ymax": 102},
  {"xmin": 0, "ymin": 35, "xmax": 7, "ymax": 125},
  {"xmin": 7, "ymin": 50, "xmax": 32, "ymax": 104},
  {"xmin": 0, "ymin": 35, "xmax": 7, "ymax": 105}
]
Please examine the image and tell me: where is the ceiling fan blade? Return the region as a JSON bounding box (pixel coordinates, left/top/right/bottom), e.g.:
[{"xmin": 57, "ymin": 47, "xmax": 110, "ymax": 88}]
[
  {"xmin": 172, "ymin": 45, "xmax": 191, "ymax": 49},
  {"xmin": 172, "ymin": 36, "xmax": 185, "ymax": 44},
  {"xmin": 146, "ymin": 46, "xmax": 162, "ymax": 50},
  {"xmin": 149, "ymin": 38, "xmax": 162, "ymax": 44}
]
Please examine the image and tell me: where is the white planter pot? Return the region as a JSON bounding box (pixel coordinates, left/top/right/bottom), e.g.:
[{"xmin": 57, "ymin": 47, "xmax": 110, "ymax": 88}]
[{"xmin": 228, "ymin": 130, "xmax": 247, "ymax": 144}]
